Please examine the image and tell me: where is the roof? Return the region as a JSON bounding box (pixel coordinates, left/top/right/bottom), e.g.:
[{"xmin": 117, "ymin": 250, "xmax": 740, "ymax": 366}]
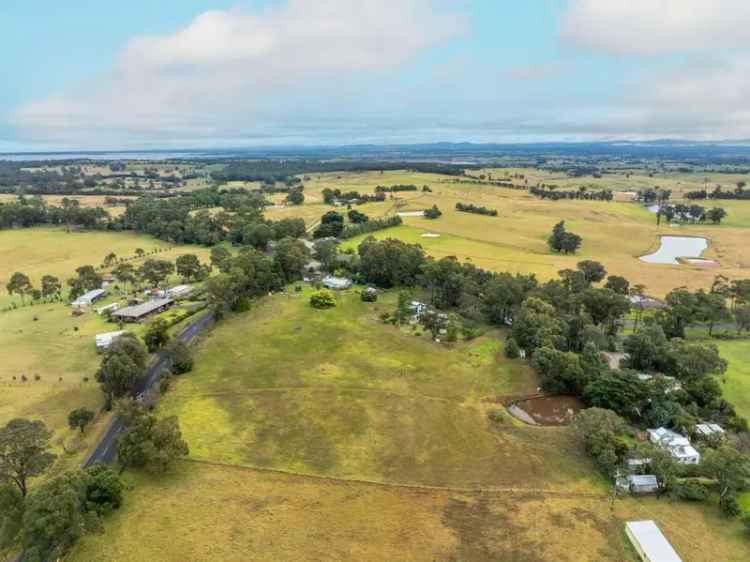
[
  {"xmin": 322, "ymin": 276, "xmax": 352, "ymax": 289},
  {"xmin": 95, "ymin": 330, "xmax": 125, "ymax": 346},
  {"xmin": 168, "ymin": 284, "xmax": 192, "ymax": 296},
  {"xmin": 113, "ymin": 298, "xmax": 173, "ymax": 319},
  {"xmin": 627, "ymin": 475, "xmax": 658, "ymax": 487},
  {"xmin": 72, "ymin": 288, "xmax": 106, "ymax": 304},
  {"xmin": 696, "ymin": 423, "xmax": 724, "ymax": 436},
  {"xmin": 625, "ymin": 520, "xmax": 682, "ymax": 562}
]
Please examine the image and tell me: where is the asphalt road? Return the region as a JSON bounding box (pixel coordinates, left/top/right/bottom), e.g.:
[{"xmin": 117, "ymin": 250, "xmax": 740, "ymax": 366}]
[{"xmin": 82, "ymin": 310, "xmax": 214, "ymax": 468}]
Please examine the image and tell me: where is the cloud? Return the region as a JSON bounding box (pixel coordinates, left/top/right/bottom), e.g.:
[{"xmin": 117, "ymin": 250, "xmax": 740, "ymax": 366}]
[
  {"xmin": 561, "ymin": 0, "xmax": 750, "ymax": 56},
  {"xmin": 12, "ymin": 0, "xmax": 465, "ymax": 146},
  {"xmin": 502, "ymin": 62, "xmax": 563, "ymax": 81}
]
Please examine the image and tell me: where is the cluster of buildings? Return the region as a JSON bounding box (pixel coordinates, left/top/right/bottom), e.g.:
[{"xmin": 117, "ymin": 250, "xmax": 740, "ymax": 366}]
[{"xmin": 647, "ymin": 427, "xmax": 702, "ymax": 465}]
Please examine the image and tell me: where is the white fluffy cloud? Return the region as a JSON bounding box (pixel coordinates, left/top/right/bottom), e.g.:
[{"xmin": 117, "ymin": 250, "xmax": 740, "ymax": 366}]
[
  {"xmin": 12, "ymin": 0, "xmax": 465, "ymax": 145},
  {"xmin": 561, "ymin": 0, "xmax": 750, "ymax": 56}
]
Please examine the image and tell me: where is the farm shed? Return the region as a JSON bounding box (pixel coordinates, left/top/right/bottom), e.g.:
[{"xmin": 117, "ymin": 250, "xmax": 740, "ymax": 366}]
[
  {"xmin": 113, "ymin": 297, "xmax": 174, "ymax": 322},
  {"xmin": 71, "ymin": 288, "xmax": 106, "ymax": 307},
  {"xmin": 96, "ymin": 302, "xmax": 120, "ymax": 315},
  {"xmin": 625, "ymin": 520, "xmax": 682, "ymax": 562},
  {"xmin": 167, "ymin": 284, "xmax": 193, "ymax": 299},
  {"xmin": 95, "ymin": 330, "xmax": 125, "ymax": 351},
  {"xmin": 627, "ymin": 475, "xmax": 659, "ymax": 494}
]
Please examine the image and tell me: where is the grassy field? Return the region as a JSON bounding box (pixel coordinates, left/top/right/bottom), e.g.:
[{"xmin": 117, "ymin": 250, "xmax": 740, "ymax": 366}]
[
  {"xmin": 305, "ymin": 171, "xmax": 749, "ymax": 296},
  {"xmin": 0, "ymin": 227, "xmax": 211, "ymax": 305},
  {"xmin": 717, "ymin": 339, "xmax": 750, "ymax": 419},
  {"xmin": 66, "ymin": 289, "xmax": 750, "ymax": 561}
]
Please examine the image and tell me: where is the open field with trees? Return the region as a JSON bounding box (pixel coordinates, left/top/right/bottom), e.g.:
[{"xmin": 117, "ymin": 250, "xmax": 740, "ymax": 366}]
[{"xmin": 0, "ymin": 227, "xmax": 210, "ymax": 305}]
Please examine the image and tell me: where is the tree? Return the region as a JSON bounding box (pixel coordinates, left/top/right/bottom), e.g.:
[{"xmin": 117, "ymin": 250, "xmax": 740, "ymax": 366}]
[
  {"xmin": 285, "ymin": 189, "xmax": 304, "ymax": 205},
  {"xmin": 166, "ymin": 340, "xmax": 193, "ymax": 375},
  {"xmin": 102, "ymin": 252, "xmax": 117, "ymax": 267},
  {"xmin": 706, "ymin": 207, "xmax": 728, "ymax": 224},
  {"xmin": 40, "ymin": 275, "xmax": 62, "ymax": 299},
  {"xmin": 548, "ymin": 221, "xmax": 582, "ymax": 254},
  {"xmin": 96, "ymin": 334, "xmax": 147, "ymax": 406},
  {"xmin": 84, "ymin": 464, "xmax": 123, "ymax": 516},
  {"xmin": 175, "ymin": 254, "xmax": 202, "ymax": 282},
  {"xmin": 313, "ymin": 211, "xmax": 345, "ymax": 238},
  {"xmin": 117, "ymin": 406, "xmax": 188, "ymax": 472},
  {"xmin": 580, "ymin": 288, "xmax": 630, "ymax": 335},
  {"xmin": 310, "ymin": 289, "xmax": 336, "ymax": 309},
  {"xmin": 22, "ymin": 470, "xmax": 88, "ymax": 561},
  {"xmin": 67, "ymin": 265, "xmax": 103, "ymax": 300},
  {"xmin": 582, "ymin": 370, "xmax": 650, "ymax": 419},
  {"xmin": 314, "ymin": 239, "xmax": 339, "ymax": 272},
  {"xmin": 622, "ymin": 324, "xmax": 669, "ymax": 371},
  {"xmin": 68, "ymin": 408, "xmax": 95, "ymax": 434},
  {"xmin": 572, "ymin": 408, "xmax": 631, "ymax": 477},
  {"xmin": 423, "ymin": 205, "xmax": 442, "ymax": 219},
  {"xmin": 273, "ymin": 238, "xmax": 310, "ymax": 283},
  {"xmin": 112, "ymin": 262, "xmax": 136, "ymax": 289},
  {"xmin": 243, "ymin": 222, "xmax": 273, "ymax": 250},
  {"xmin": 695, "ymin": 289, "xmax": 729, "ymax": 336},
  {"xmin": 577, "ymin": 260, "xmax": 607, "ymax": 285},
  {"xmin": 210, "ymin": 245, "xmax": 232, "ymax": 273},
  {"xmin": 357, "ymin": 237, "xmax": 426, "ymax": 288},
  {"xmin": 144, "ymin": 319, "xmax": 170, "ymax": 352},
  {"xmin": 0, "ymin": 481, "xmax": 23, "ymax": 547},
  {"xmin": 0, "ymin": 419, "xmax": 56, "ymax": 497},
  {"xmin": 531, "ymin": 346, "xmax": 587, "ymax": 394},
  {"xmin": 735, "ymin": 305, "xmax": 750, "ymax": 333},
  {"xmin": 420, "ymin": 256, "xmax": 465, "ymax": 309},
  {"xmin": 138, "ymin": 259, "xmax": 175, "ymax": 287},
  {"xmin": 6, "ymin": 272, "xmax": 32, "ymax": 303},
  {"xmin": 511, "ymin": 297, "xmax": 567, "ymax": 355},
  {"xmin": 604, "ymin": 275, "xmax": 630, "ymax": 295},
  {"xmin": 347, "ymin": 209, "xmax": 369, "ymax": 224},
  {"xmin": 703, "ymin": 446, "xmax": 750, "ymax": 515},
  {"xmin": 135, "ymin": 248, "xmax": 146, "ymax": 258},
  {"xmin": 504, "ymin": 337, "xmax": 520, "ymax": 359}
]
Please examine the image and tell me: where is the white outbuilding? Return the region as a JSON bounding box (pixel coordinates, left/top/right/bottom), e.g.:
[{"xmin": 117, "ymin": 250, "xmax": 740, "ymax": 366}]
[
  {"xmin": 95, "ymin": 330, "xmax": 125, "ymax": 351},
  {"xmin": 625, "ymin": 520, "xmax": 682, "ymax": 562}
]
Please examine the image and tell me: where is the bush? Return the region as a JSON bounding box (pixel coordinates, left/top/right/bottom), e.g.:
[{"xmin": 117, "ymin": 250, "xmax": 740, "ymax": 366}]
[
  {"xmin": 487, "ymin": 408, "xmax": 506, "ymax": 425},
  {"xmin": 167, "ymin": 340, "xmax": 194, "ymax": 375},
  {"xmin": 504, "ymin": 337, "xmax": 520, "ymax": 359},
  {"xmin": 310, "ymin": 289, "xmax": 336, "ymax": 309},
  {"xmin": 671, "ymin": 481, "xmax": 708, "ymax": 501},
  {"xmin": 159, "ymin": 377, "xmax": 171, "ymax": 394},
  {"xmin": 360, "ymin": 288, "xmax": 378, "ymax": 302}
]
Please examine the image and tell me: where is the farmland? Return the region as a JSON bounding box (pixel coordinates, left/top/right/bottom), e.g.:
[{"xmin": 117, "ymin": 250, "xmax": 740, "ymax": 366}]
[
  {"xmin": 278, "ymin": 169, "xmax": 750, "ymax": 296},
  {"xmin": 0, "ymin": 226, "xmax": 211, "ymax": 305},
  {"xmin": 68, "ymin": 288, "xmax": 750, "ymax": 562}
]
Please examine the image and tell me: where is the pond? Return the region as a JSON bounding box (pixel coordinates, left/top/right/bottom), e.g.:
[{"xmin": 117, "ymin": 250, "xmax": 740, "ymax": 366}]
[
  {"xmin": 640, "ymin": 236, "xmax": 709, "ymax": 265},
  {"xmin": 507, "ymin": 395, "xmax": 584, "ymax": 426}
]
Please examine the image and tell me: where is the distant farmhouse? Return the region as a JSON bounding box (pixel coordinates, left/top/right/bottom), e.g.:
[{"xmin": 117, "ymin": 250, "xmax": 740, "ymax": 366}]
[
  {"xmin": 647, "ymin": 427, "xmax": 701, "ymax": 465},
  {"xmin": 113, "ymin": 298, "xmax": 173, "ymax": 323},
  {"xmin": 71, "ymin": 288, "xmax": 106, "ymax": 308}
]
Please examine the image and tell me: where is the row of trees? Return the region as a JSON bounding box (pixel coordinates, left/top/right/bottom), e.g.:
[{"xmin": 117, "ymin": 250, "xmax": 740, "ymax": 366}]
[
  {"xmin": 455, "ymin": 202, "xmax": 498, "ymax": 216},
  {"xmin": 656, "ymin": 204, "xmax": 727, "ymax": 225},
  {"xmin": 530, "ymin": 186, "xmax": 614, "ymax": 201}
]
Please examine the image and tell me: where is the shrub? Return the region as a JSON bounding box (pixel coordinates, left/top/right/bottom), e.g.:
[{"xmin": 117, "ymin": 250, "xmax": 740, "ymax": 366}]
[
  {"xmin": 310, "ymin": 289, "xmax": 336, "ymax": 309},
  {"xmin": 360, "ymin": 288, "xmax": 378, "ymax": 302},
  {"xmin": 671, "ymin": 481, "xmax": 708, "ymax": 501},
  {"xmin": 487, "ymin": 408, "xmax": 506, "ymax": 425},
  {"xmin": 504, "ymin": 337, "xmax": 520, "ymax": 359}
]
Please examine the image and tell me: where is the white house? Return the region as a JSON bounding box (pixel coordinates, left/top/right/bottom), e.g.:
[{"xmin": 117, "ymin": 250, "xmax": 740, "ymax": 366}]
[
  {"xmin": 95, "ymin": 330, "xmax": 125, "ymax": 351},
  {"xmin": 625, "ymin": 520, "xmax": 683, "ymax": 562},
  {"xmin": 167, "ymin": 284, "xmax": 193, "ymax": 299},
  {"xmin": 71, "ymin": 288, "xmax": 106, "ymax": 307},
  {"xmin": 648, "ymin": 427, "xmax": 701, "ymax": 465},
  {"xmin": 695, "ymin": 423, "xmax": 725, "ymax": 438}
]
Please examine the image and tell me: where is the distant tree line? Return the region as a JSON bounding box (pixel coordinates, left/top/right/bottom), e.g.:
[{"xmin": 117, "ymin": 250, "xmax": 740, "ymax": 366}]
[
  {"xmin": 657, "ymin": 204, "xmax": 727, "ymax": 225},
  {"xmin": 322, "ymin": 188, "xmax": 386, "ymax": 204},
  {"xmin": 211, "ymin": 160, "xmax": 465, "ymax": 184},
  {"xmin": 530, "ymin": 186, "xmax": 614, "ymax": 201},
  {"xmin": 455, "ymin": 202, "xmax": 498, "ymax": 216},
  {"xmin": 374, "ymin": 184, "xmax": 419, "ymax": 193},
  {"xmin": 686, "ymin": 185, "xmax": 750, "ymax": 200}
]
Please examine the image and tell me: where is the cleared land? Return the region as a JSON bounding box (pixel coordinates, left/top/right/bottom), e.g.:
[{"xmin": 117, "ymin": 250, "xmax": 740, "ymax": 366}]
[
  {"xmin": 275, "ymin": 170, "xmax": 749, "ymax": 296},
  {"xmin": 68, "ymin": 290, "xmax": 750, "ymax": 561},
  {"xmin": 0, "ymin": 227, "xmax": 211, "ymax": 305},
  {"xmin": 718, "ymin": 339, "xmax": 750, "ymax": 419}
]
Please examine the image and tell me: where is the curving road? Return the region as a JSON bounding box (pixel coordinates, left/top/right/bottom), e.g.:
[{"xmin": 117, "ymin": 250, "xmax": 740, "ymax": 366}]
[{"xmin": 83, "ymin": 310, "xmax": 214, "ymax": 467}]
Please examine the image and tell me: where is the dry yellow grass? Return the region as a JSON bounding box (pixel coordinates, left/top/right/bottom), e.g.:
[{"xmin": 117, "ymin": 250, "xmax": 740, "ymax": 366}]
[{"xmin": 68, "ymin": 461, "xmax": 750, "ymax": 562}]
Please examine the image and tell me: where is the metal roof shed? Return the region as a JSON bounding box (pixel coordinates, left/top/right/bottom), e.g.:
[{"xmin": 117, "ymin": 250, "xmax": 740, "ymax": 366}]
[{"xmin": 625, "ymin": 520, "xmax": 682, "ymax": 562}]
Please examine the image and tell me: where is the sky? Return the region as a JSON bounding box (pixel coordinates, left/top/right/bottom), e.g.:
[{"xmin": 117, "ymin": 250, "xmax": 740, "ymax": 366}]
[{"xmin": 3, "ymin": 0, "xmax": 750, "ymax": 151}]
